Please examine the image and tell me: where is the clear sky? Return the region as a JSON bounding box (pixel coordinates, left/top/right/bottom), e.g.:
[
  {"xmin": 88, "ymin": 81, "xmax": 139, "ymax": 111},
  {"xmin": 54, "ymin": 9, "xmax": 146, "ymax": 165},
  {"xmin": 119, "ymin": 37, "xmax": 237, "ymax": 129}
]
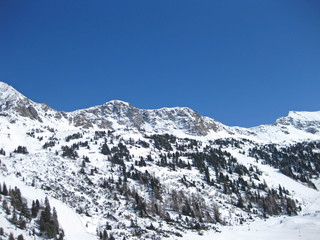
[{"xmin": 0, "ymin": 0, "xmax": 319, "ymax": 127}]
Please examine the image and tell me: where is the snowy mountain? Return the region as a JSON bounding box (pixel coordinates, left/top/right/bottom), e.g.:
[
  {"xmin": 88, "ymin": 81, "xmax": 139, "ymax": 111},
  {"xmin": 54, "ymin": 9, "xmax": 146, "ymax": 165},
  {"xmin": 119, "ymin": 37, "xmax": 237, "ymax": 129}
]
[
  {"xmin": 0, "ymin": 81, "xmax": 320, "ymax": 240},
  {"xmin": 1, "ymin": 81, "xmax": 320, "ymax": 141},
  {"xmin": 0, "ymin": 82, "xmax": 224, "ymax": 136}
]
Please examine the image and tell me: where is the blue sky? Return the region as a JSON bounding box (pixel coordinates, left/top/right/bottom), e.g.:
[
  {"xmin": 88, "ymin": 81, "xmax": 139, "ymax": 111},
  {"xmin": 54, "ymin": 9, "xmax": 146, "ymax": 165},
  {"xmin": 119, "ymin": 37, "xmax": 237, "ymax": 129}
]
[{"xmin": 0, "ymin": 0, "xmax": 319, "ymax": 127}]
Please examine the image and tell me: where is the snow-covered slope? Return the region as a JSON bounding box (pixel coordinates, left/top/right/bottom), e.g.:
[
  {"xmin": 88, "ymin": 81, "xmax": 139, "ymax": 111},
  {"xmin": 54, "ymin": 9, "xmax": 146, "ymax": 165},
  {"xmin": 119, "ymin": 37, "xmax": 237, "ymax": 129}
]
[{"xmin": 0, "ymin": 81, "xmax": 320, "ymax": 239}]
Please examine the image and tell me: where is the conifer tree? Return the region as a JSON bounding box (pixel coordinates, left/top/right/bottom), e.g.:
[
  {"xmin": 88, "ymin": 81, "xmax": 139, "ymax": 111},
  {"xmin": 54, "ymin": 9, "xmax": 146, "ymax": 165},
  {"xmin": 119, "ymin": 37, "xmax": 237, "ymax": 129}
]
[
  {"xmin": 17, "ymin": 235, "xmax": 24, "ymax": 240},
  {"xmin": 213, "ymin": 204, "xmax": 220, "ymax": 223},
  {"xmin": 237, "ymin": 196, "xmax": 244, "ymax": 209},
  {"xmin": 101, "ymin": 141, "xmax": 111, "ymax": 155},
  {"xmin": 2, "ymin": 182, "xmax": 8, "ymax": 195},
  {"xmin": 40, "ymin": 197, "xmax": 60, "ymax": 238},
  {"xmin": 11, "ymin": 207, "xmax": 18, "ymax": 225},
  {"xmin": 31, "ymin": 200, "xmax": 39, "ymax": 218},
  {"xmin": 9, "ymin": 232, "xmax": 15, "ymax": 240}
]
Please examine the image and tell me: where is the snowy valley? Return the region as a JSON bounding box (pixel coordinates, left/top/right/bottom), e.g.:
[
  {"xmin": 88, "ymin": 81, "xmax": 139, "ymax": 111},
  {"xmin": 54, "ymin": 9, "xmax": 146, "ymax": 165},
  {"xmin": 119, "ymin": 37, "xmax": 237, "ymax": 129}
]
[{"xmin": 0, "ymin": 81, "xmax": 320, "ymax": 240}]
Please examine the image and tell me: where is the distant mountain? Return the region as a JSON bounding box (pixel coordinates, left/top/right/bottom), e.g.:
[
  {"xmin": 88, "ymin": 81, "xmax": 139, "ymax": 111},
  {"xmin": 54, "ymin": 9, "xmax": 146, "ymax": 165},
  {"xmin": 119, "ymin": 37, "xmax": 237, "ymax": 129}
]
[{"xmin": 1, "ymin": 81, "xmax": 320, "ymax": 142}]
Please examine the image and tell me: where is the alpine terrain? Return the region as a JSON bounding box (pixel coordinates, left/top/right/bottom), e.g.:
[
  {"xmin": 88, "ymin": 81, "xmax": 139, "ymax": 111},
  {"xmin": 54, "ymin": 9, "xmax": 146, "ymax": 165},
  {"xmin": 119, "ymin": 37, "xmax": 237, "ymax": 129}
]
[{"xmin": 0, "ymin": 81, "xmax": 320, "ymax": 240}]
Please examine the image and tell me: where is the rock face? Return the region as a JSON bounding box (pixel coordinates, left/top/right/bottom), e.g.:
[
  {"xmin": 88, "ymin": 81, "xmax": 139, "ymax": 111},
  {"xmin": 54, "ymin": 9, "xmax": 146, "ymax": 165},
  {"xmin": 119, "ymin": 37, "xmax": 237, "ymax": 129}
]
[{"xmin": 69, "ymin": 101, "xmax": 223, "ymax": 135}]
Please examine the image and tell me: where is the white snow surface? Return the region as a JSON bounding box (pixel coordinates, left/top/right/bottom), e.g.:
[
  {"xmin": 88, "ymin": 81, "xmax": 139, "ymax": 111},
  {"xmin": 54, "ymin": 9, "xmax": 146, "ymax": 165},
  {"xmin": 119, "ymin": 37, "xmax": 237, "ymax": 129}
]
[
  {"xmin": 288, "ymin": 110, "xmax": 320, "ymax": 122},
  {"xmin": 183, "ymin": 213, "xmax": 320, "ymax": 240}
]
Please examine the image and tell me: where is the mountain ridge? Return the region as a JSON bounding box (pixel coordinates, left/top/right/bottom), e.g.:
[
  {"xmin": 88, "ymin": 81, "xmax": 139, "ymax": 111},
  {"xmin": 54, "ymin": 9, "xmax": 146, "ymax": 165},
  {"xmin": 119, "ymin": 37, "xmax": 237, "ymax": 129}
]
[{"xmin": 1, "ymin": 81, "xmax": 319, "ymax": 143}]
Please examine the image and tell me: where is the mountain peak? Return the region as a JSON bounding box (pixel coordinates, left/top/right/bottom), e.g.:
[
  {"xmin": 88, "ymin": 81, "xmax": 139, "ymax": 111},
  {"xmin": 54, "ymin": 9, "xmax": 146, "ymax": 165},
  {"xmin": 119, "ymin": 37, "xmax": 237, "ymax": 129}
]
[
  {"xmin": 274, "ymin": 110, "xmax": 320, "ymax": 134},
  {"xmin": 0, "ymin": 82, "xmax": 46, "ymax": 122},
  {"xmin": 0, "ymin": 81, "xmax": 25, "ymax": 103},
  {"xmin": 105, "ymin": 100, "xmax": 131, "ymax": 106}
]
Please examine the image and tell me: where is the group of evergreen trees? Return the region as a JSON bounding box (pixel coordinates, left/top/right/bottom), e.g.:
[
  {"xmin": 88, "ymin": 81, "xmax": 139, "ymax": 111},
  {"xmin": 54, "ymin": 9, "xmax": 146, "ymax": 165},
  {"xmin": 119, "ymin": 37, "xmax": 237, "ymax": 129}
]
[
  {"xmin": 249, "ymin": 141, "xmax": 320, "ymax": 189},
  {"xmin": 13, "ymin": 146, "xmax": 28, "ymax": 154},
  {"xmin": 61, "ymin": 145, "xmax": 79, "ymax": 159},
  {"xmin": 0, "ymin": 182, "xmax": 64, "ymax": 239},
  {"xmin": 17, "ymin": 128, "xmax": 308, "ymax": 239},
  {"xmin": 84, "ymin": 133, "xmax": 302, "ymax": 237},
  {"xmin": 149, "ymin": 134, "xmax": 176, "ymax": 151},
  {"xmin": 39, "ymin": 197, "xmax": 61, "ymax": 238},
  {"xmin": 65, "ymin": 132, "xmax": 83, "ymax": 142}
]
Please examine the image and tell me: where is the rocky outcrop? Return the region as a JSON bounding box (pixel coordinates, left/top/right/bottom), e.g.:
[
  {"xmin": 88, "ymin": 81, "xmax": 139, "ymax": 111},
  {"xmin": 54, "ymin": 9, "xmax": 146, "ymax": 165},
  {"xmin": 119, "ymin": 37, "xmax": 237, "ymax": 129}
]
[{"xmin": 69, "ymin": 101, "xmax": 224, "ymax": 135}]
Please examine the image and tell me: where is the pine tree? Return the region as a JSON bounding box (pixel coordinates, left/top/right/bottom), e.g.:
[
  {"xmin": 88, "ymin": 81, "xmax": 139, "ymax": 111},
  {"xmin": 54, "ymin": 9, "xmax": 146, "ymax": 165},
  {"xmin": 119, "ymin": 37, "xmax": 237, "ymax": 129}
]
[
  {"xmin": 103, "ymin": 229, "xmax": 108, "ymax": 240},
  {"xmin": 101, "ymin": 142, "xmax": 111, "ymax": 155},
  {"xmin": 204, "ymin": 166, "xmax": 210, "ymax": 184},
  {"xmin": 237, "ymin": 196, "xmax": 244, "ymax": 209},
  {"xmin": 3, "ymin": 199, "xmax": 10, "ymax": 215},
  {"xmin": 9, "ymin": 233, "xmax": 14, "ymax": 240},
  {"xmin": 278, "ymin": 184, "xmax": 283, "ymax": 197},
  {"xmin": 213, "ymin": 203, "xmax": 220, "ymax": 223},
  {"xmin": 31, "ymin": 200, "xmax": 39, "ymax": 218},
  {"xmin": 187, "ymin": 161, "xmax": 191, "ymax": 170},
  {"xmin": 20, "ymin": 202, "xmax": 30, "ymax": 219},
  {"xmin": 2, "ymin": 182, "xmax": 8, "ymax": 195},
  {"xmin": 17, "ymin": 235, "xmax": 24, "ymax": 240},
  {"xmin": 11, "ymin": 208, "xmax": 18, "ymax": 225},
  {"xmin": 52, "ymin": 207, "xmax": 59, "ymax": 233},
  {"xmin": 39, "ymin": 197, "xmax": 60, "ymax": 238}
]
